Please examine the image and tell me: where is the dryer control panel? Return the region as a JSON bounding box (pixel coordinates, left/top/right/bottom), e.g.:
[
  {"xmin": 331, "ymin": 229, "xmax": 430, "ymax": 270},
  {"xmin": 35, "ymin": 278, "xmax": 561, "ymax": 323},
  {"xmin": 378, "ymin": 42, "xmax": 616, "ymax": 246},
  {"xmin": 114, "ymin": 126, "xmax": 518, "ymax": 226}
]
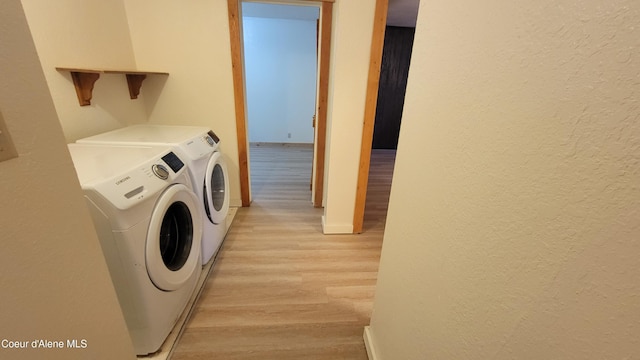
[
  {"xmin": 161, "ymin": 152, "xmax": 185, "ymax": 173},
  {"xmin": 207, "ymin": 130, "xmax": 220, "ymax": 145},
  {"xmin": 178, "ymin": 131, "xmax": 220, "ymax": 160}
]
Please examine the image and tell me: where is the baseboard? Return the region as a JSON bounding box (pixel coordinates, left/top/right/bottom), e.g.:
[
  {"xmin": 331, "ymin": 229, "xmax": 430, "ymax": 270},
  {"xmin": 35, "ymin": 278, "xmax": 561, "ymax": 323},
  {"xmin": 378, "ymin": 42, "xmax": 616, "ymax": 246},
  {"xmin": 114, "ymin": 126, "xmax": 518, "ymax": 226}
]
[
  {"xmin": 250, "ymin": 142, "xmax": 313, "ymax": 148},
  {"xmin": 224, "ymin": 207, "xmax": 238, "ymax": 235},
  {"xmin": 363, "ymin": 326, "xmax": 379, "ymax": 360},
  {"xmin": 321, "ymin": 216, "xmax": 353, "ymax": 234},
  {"xmin": 230, "ymin": 198, "xmax": 243, "ymax": 208}
]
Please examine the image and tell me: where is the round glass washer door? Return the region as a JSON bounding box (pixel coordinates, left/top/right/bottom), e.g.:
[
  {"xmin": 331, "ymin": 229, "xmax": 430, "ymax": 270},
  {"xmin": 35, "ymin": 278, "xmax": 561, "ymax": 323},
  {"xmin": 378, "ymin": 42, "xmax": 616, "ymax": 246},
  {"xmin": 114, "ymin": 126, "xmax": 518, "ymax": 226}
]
[
  {"xmin": 203, "ymin": 151, "xmax": 230, "ymax": 225},
  {"xmin": 146, "ymin": 183, "xmax": 202, "ymax": 291}
]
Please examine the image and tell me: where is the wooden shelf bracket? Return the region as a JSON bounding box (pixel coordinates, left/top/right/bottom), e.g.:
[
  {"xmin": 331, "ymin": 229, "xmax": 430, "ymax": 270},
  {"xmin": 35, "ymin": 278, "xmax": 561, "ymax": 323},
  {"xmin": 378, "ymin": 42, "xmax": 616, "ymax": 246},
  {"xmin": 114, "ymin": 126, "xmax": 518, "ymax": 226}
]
[
  {"xmin": 69, "ymin": 71, "xmax": 100, "ymax": 106},
  {"xmin": 56, "ymin": 68, "xmax": 168, "ymax": 106},
  {"xmin": 125, "ymin": 74, "xmax": 147, "ymax": 99}
]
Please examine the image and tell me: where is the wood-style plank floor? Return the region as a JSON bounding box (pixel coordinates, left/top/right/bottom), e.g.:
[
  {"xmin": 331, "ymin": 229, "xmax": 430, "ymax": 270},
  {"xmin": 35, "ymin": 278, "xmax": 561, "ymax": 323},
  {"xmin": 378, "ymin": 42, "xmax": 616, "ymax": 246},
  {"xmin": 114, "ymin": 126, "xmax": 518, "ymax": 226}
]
[{"xmin": 171, "ymin": 144, "xmax": 395, "ymax": 360}]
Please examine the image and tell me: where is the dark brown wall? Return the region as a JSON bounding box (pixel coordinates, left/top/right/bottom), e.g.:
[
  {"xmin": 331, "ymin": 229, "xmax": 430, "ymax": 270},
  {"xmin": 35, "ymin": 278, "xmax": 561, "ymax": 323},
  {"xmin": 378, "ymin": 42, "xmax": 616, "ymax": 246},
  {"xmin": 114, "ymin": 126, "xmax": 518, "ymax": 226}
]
[{"xmin": 372, "ymin": 26, "xmax": 415, "ymax": 149}]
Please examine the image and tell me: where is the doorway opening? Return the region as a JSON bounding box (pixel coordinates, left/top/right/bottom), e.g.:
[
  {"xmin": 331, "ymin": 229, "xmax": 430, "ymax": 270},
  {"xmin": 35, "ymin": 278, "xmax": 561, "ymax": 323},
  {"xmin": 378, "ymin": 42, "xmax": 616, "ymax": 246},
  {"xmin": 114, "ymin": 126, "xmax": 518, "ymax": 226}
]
[
  {"xmin": 354, "ymin": 0, "xmax": 419, "ymax": 233},
  {"xmin": 241, "ymin": 2, "xmax": 319, "ymax": 203},
  {"xmin": 227, "ymin": 0, "xmax": 332, "ymax": 208}
]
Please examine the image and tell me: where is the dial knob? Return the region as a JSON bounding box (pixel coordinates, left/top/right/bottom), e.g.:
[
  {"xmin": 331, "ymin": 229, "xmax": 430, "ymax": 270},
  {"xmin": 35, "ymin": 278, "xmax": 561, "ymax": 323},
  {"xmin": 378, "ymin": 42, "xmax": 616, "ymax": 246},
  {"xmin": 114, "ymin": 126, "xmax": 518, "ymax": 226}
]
[{"xmin": 151, "ymin": 164, "xmax": 169, "ymax": 180}]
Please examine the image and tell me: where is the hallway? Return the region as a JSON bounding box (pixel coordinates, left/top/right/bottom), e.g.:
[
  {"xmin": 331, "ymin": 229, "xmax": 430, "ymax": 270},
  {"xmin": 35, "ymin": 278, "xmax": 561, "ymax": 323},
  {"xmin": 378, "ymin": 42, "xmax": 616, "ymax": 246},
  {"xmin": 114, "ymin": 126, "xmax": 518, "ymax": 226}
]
[{"xmin": 171, "ymin": 144, "xmax": 394, "ymax": 359}]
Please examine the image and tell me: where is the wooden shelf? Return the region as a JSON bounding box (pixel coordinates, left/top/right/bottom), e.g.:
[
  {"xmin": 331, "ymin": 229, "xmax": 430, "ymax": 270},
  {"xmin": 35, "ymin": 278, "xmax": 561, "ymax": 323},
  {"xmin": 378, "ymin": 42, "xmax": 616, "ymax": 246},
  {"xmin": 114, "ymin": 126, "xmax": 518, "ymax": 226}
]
[{"xmin": 56, "ymin": 67, "xmax": 169, "ymax": 106}]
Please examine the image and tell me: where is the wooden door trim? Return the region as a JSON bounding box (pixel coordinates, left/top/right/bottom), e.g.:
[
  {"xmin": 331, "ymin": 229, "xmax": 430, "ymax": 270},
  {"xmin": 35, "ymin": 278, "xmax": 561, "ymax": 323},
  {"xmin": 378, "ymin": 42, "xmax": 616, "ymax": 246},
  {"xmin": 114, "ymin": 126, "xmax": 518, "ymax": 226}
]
[
  {"xmin": 352, "ymin": 0, "xmax": 389, "ymax": 233},
  {"xmin": 228, "ymin": 0, "xmax": 330, "ymax": 208},
  {"xmin": 313, "ymin": 1, "xmax": 332, "ymax": 207},
  {"xmin": 243, "ymin": 0, "xmax": 334, "ymax": 2},
  {"xmin": 228, "ymin": 0, "xmax": 251, "ymax": 206}
]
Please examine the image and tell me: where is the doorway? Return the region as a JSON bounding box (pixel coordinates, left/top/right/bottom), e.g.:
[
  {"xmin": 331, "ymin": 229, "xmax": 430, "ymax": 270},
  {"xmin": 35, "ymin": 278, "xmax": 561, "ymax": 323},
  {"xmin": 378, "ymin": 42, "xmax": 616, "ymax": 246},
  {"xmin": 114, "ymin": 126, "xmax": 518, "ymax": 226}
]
[
  {"xmin": 353, "ymin": 0, "xmax": 419, "ymax": 233},
  {"xmin": 242, "ymin": 3, "xmax": 318, "ymax": 147},
  {"xmin": 227, "ymin": 0, "xmax": 331, "ymax": 208},
  {"xmin": 360, "ymin": 26, "xmax": 415, "ymax": 232},
  {"xmin": 241, "ymin": 2, "xmax": 319, "ymax": 202}
]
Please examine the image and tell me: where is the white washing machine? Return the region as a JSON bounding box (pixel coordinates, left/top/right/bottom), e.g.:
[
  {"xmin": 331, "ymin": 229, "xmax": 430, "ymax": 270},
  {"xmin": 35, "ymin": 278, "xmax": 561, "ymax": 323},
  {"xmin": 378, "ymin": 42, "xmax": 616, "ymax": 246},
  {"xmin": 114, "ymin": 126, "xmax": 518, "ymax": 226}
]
[
  {"xmin": 77, "ymin": 125, "xmax": 230, "ymax": 266},
  {"xmin": 67, "ymin": 143, "xmax": 202, "ymax": 355}
]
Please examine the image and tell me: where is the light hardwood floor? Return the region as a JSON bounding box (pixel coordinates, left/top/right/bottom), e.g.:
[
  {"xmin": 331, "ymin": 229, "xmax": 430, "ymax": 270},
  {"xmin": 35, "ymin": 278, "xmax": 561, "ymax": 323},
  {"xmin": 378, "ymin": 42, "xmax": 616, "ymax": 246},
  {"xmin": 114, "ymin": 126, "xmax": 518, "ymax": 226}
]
[{"xmin": 171, "ymin": 144, "xmax": 395, "ymax": 360}]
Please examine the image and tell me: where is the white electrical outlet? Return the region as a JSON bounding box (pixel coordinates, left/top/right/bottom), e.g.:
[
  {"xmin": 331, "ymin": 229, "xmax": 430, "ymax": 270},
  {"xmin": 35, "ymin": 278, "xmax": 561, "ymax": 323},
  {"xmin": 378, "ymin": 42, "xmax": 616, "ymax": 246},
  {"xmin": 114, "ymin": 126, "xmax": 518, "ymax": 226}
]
[{"xmin": 0, "ymin": 111, "xmax": 18, "ymax": 162}]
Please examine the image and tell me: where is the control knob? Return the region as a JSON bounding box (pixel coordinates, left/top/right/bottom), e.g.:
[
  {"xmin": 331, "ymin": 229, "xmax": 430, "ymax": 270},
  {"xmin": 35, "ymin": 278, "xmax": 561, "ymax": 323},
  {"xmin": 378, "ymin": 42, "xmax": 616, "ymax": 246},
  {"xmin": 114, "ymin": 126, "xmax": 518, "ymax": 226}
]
[{"xmin": 151, "ymin": 164, "xmax": 169, "ymax": 180}]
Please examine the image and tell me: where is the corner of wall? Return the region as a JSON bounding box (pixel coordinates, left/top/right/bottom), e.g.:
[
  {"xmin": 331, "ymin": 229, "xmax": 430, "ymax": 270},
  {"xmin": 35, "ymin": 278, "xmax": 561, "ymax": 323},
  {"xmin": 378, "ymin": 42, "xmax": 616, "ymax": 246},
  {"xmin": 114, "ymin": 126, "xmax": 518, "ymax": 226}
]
[
  {"xmin": 321, "ymin": 215, "xmax": 354, "ymax": 234},
  {"xmin": 363, "ymin": 326, "xmax": 380, "ymax": 360},
  {"xmin": 321, "ymin": 0, "xmax": 377, "ymax": 235}
]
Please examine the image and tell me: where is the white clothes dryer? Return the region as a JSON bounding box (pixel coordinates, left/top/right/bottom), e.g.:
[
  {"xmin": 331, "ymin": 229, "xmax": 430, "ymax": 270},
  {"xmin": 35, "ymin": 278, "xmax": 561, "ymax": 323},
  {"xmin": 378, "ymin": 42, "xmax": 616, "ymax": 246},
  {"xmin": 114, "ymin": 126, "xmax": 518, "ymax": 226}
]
[
  {"xmin": 67, "ymin": 143, "xmax": 202, "ymax": 355},
  {"xmin": 77, "ymin": 125, "xmax": 230, "ymax": 266}
]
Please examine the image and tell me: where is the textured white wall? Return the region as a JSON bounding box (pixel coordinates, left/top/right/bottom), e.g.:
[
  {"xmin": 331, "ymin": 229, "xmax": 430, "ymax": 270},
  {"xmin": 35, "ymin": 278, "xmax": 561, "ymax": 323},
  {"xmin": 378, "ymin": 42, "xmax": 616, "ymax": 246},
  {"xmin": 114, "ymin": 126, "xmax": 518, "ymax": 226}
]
[
  {"xmin": 243, "ymin": 16, "xmax": 317, "ymax": 144},
  {"xmin": 0, "ymin": 1, "xmax": 135, "ymax": 359},
  {"xmin": 322, "ymin": 0, "xmax": 376, "ymax": 233},
  {"xmin": 368, "ymin": 0, "xmax": 640, "ymax": 358},
  {"xmin": 123, "ymin": 0, "xmax": 242, "ymax": 207},
  {"xmin": 20, "ymin": 0, "xmax": 147, "ymax": 142}
]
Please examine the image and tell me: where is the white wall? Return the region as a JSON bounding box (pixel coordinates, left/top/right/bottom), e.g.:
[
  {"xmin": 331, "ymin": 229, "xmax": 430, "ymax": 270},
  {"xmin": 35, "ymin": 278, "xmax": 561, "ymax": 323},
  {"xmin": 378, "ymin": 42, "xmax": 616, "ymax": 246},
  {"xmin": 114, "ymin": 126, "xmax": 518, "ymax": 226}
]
[
  {"xmin": 322, "ymin": 0, "xmax": 376, "ymax": 233},
  {"xmin": 20, "ymin": 0, "xmax": 242, "ymax": 208},
  {"xmin": 243, "ymin": 16, "xmax": 317, "ymax": 144},
  {"xmin": 0, "ymin": 1, "xmax": 136, "ymax": 359},
  {"xmin": 123, "ymin": 0, "xmax": 243, "ymax": 207},
  {"xmin": 367, "ymin": 0, "xmax": 640, "ymax": 359},
  {"xmin": 20, "ymin": 0, "xmax": 147, "ymax": 142},
  {"xmin": 20, "ymin": 0, "xmax": 378, "ymax": 229}
]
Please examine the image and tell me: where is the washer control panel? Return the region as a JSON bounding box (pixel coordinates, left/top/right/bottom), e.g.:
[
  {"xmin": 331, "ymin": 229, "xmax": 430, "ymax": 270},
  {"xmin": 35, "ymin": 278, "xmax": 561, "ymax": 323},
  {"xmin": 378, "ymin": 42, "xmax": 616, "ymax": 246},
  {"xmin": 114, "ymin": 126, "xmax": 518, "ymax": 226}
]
[{"xmin": 151, "ymin": 164, "xmax": 169, "ymax": 180}]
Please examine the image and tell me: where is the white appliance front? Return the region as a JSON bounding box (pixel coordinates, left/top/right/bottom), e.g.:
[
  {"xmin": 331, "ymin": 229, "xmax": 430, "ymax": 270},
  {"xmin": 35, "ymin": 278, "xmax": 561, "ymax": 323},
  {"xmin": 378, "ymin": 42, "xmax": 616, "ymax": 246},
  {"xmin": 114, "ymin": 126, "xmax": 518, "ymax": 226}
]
[
  {"xmin": 67, "ymin": 143, "xmax": 202, "ymax": 355},
  {"xmin": 77, "ymin": 125, "xmax": 230, "ymax": 266},
  {"xmin": 145, "ymin": 183, "xmax": 201, "ymax": 291},
  {"xmin": 204, "ymin": 151, "xmax": 230, "ymax": 230}
]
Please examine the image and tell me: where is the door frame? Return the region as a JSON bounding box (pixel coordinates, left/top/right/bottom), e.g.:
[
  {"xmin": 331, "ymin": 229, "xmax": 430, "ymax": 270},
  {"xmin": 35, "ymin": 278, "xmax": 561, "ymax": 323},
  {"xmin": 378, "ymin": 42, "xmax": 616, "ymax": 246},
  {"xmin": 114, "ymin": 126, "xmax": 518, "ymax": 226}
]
[
  {"xmin": 352, "ymin": 0, "xmax": 389, "ymax": 233},
  {"xmin": 228, "ymin": 0, "xmax": 388, "ymax": 235},
  {"xmin": 227, "ymin": 0, "xmax": 333, "ymax": 207}
]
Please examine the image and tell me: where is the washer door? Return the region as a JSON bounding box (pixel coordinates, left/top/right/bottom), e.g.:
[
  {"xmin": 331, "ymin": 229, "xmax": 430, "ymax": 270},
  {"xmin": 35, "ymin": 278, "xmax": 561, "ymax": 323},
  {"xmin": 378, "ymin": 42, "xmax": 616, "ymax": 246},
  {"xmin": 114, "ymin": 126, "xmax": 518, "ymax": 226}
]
[
  {"xmin": 203, "ymin": 152, "xmax": 230, "ymax": 225},
  {"xmin": 146, "ymin": 183, "xmax": 202, "ymax": 291}
]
